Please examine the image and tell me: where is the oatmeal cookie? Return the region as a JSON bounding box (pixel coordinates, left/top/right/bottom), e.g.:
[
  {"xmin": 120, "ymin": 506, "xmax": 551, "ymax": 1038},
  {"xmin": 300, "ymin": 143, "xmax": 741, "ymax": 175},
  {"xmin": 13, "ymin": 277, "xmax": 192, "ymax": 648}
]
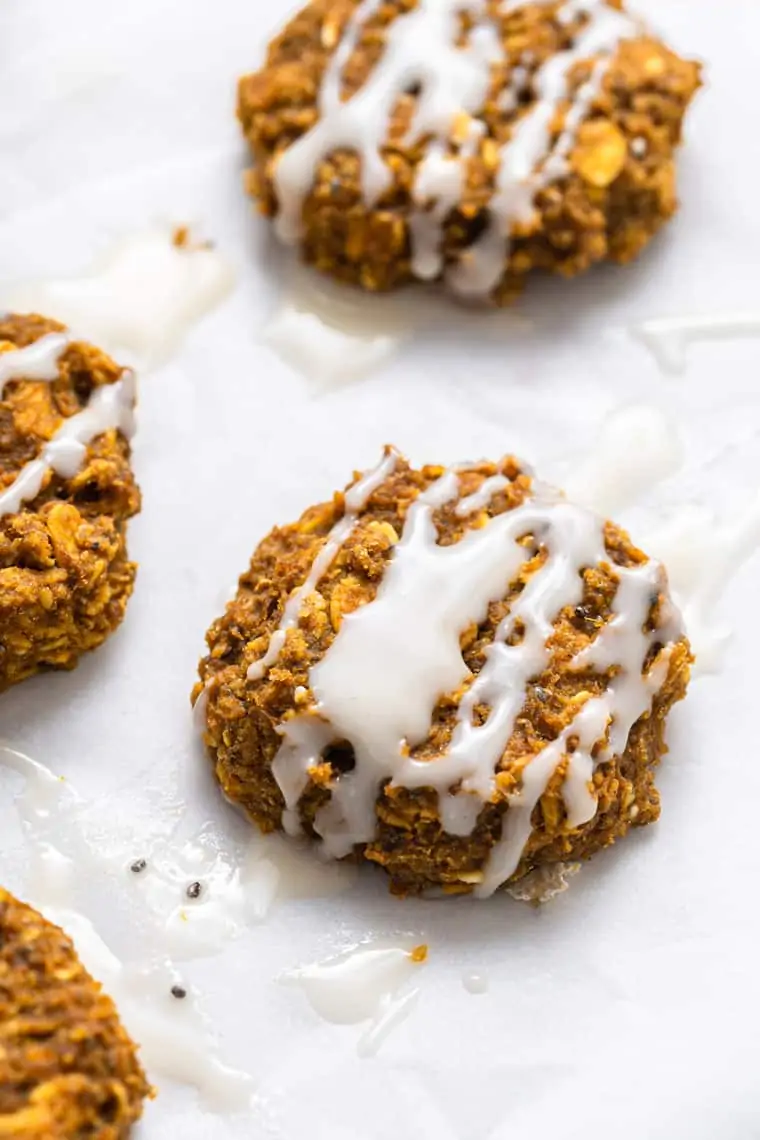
[
  {"xmin": 238, "ymin": 0, "xmax": 701, "ymax": 302},
  {"xmin": 0, "ymin": 888, "xmax": 151, "ymax": 1138},
  {"xmin": 194, "ymin": 448, "xmax": 691, "ymax": 897},
  {"xmin": 0, "ymin": 314, "xmax": 140, "ymax": 692}
]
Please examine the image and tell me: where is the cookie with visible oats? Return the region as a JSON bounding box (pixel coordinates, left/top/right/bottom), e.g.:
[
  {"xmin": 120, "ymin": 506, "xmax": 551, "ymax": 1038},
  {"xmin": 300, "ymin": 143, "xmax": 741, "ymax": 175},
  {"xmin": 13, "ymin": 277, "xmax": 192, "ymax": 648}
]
[
  {"xmin": 194, "ymin": 448, "xmax": 691, "ymax": 898},
  {"xmin": 0, "ymin": 314, "xmax": 140, "ymax": 693},
  {"xmin": 0, "ymin": 888, "xmax": 151, "ymax": 1137},
  {"xmin": 238, "ymin": 0, "xmax": 701, "ymax": 303}
]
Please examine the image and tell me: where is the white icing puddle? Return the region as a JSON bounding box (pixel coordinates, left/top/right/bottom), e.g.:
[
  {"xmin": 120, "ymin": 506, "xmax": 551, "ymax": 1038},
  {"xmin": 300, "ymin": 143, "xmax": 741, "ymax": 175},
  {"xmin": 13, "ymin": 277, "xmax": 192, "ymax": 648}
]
[
  {"xmin": 462, "ymin": 971, "xmax": 489, "ymax": 995},
  {"xmin": 0, "ymin": 744, "xmax": 255, "ymax": 1109},
  {"xmin": 264, "ymin": 266, "xmax": 421, "ymax": 390},
  {"xmin": 632, "ymin": 313, "xmax": 760, "ymax": 375},
  {"xmin": 280, "ymin": 941, "xmax": 428, "ymax": 1058},
  {"xmin": 264, "ymin": 263, "xmax": 531, "ymax": 389},
  {"xmin": 125, "ymin": 826, "xmax": 357, "ymax": 960},
  {"xmin": 28, "ymin": 847, "xmax": 254, "ymax": 1112},
  {"xmin": 265, "ymin": 303, "xmax": 405, "ymax": 389},
  {"xmin": 562, "ymin": 404, "xmax": 683, "ymax": 516},
  {"xmin": 639, "ymin": 496, "xmax": 760, "ymax": 673},
  {"xmin": 562, "ymin": 405, "xmax": 760, "ymax": 672},
  {"xmin": 125, "ymin": 828, "xmax": 279, "ymax": 960},
  {"xmin": 2, "ymin": 228, "xmax": 234, "ymax": 368}
]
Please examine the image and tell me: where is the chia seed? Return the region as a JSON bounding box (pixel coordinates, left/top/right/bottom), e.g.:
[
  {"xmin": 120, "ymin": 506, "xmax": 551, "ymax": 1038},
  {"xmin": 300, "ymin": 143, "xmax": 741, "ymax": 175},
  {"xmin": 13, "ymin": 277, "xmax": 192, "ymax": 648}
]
[
  {"xmin": 186, "ymin": 881, "xmax": 203, "ymax": 900},
  {"xmin": 130, "ymin": 858, "xmax": 147, "ymax": 874},
  {"xmin": 170, "ymin": 985, "xmax": 187, "ymax": 1000}
]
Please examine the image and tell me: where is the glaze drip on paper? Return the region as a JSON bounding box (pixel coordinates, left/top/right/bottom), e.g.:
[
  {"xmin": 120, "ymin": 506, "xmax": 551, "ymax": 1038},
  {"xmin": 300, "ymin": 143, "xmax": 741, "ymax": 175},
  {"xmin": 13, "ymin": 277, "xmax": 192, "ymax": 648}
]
[
  {"xmin": 632, "ymin": 312, "xmax": 760, "ymax": 375},
  {"xmin": 3, "ymin": 229, "xmax": 234, "ymax": 368},
  {"xmin": 280, "ymin": 940, "xmax": 427, "ymax": 1057},
  {"xmin": 0, "ymin": 745, "xmax": 255, "ymax": 1109}
]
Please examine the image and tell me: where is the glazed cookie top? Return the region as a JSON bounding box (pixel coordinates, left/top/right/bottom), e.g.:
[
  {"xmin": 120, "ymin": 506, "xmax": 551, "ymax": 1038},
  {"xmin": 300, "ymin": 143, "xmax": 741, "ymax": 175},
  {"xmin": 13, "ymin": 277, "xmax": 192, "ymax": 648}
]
[
  {"xmin": 201, "ymin": 449, "xmax": 689, "ymax": 896},
  {"xmin": 240, "ymin": 0, "xmax": 701, "ymax": 297},
  {"xmin": 0, "ymin": 314, "xmax": 137, "ymax": 521}
]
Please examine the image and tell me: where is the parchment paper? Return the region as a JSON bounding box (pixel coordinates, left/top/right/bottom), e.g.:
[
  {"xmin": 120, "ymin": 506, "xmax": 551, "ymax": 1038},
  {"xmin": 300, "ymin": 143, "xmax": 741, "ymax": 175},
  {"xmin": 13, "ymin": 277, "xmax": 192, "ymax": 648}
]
[{"xmin": 1, "ymin": 2, "xmax": 759, "ymax": 1136}]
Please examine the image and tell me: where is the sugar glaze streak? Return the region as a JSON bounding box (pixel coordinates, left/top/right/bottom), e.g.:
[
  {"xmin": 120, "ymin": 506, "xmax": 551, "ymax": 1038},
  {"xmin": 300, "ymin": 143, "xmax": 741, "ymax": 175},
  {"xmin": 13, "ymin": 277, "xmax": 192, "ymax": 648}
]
[
  {"xmin": 247, "ymin": 448, "xmax": 401, "ymax": 682},
  {"xmin": 250, "ymin": 459, "xmax": 682, "ymax": 896},
  {"xmin": 632, "ymin": 312, "xmax": 760, "ymax": 374},
  {"xmin": 0, "ymin": 367, "xmax": 137, "ymax": 519},
  {"xmin": 0, "ymin": 332, "xmax": 70, "ymax": 392}
]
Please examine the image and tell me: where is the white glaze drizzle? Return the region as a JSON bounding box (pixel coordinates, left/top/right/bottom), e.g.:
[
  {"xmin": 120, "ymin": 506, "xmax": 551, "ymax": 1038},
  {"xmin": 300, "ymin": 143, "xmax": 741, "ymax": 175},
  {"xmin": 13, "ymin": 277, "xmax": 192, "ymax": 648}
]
[
  {"xmin": 479, "ymin": 559, "xmax": 675, "ymax": 895},
  {"xmin": 0, "ymin": 332, "xmax": 70, "ymax": 392},
  {"xmin": 260, "ymin": 458, "xmax": 681, "ymax": 894},
  {"xmin": 275, "ymin": 0, "xmax": 501, "ymax": 250},
  {"xmin": 273, "ymin": 0, "xmax": 637, "ymax": 296},
  {"xmin": 452, "ymin": 2, "xmax": 636, "ymax": 296},
  {"xmin": 0, "ymin": 369, "xmax": 136, "ymax": 518},
  {"xmin": 247, "ymin": 448, "xmax": 400, "ymax": 681},
  {"xmin": 455, "ymin": 473, "xmax": 509, "ymax": 516}
]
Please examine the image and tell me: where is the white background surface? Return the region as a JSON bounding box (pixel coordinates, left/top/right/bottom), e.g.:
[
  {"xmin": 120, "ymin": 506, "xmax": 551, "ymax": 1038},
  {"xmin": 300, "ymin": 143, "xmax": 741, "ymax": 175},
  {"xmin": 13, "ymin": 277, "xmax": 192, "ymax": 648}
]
[{"xmin": 1, "ymin": 1, "xmax": 760, "ymax": 1137}]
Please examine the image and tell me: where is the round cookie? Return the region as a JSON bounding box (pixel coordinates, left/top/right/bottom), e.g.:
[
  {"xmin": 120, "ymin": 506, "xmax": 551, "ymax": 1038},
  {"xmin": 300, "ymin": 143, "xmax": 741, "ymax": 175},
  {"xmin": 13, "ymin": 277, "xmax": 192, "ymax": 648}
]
[
  {"xmin": 238, "ymin": 0, "xmax": 701, "ymax": 303},
  {"xmin": 0, "ymin": 314, "xmax": 140, "ymax": 692},
  {"xmin": 195, "ymin": 449, "xmax": 691, "ymax": 897},
  {"xmin": 0, "ymin": 888, "xmax": 151, "ymax": 1137}
]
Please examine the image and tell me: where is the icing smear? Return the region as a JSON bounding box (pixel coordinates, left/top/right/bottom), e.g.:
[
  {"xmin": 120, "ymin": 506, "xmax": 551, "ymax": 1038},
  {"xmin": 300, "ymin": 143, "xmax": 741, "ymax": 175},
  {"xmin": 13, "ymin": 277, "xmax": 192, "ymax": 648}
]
[
  {"xmin": 3, "ymin": 228, "xmax": 234, "ymax": 368},
  {"xmin": 632, "ymin": 313, "xmax": 760, "ymax": 375},
  {"xmin": 250, "ymin": 451, "xmax": 682, "ymax": 897},
  {"xmin": 29, "ymin": 850, "xmax": 254, "ymax": 1112},
  {"xmin": 561, "ymin": 405, "xmax": 760, "ymax": 673},
  {"xmin": 0, "ymin": 330, "xmax": 136, "ymax": 518},
  {"xmin": 263, "ymin": 262, "xmax": 533, "ymax": 390},
  {"xmin": 640, "ymin": 496, "xmax": 760, "ymax": 673},
  {"xmin": 273, "ymin": 0, "xmax": 638, "ymax": 297},
  {"xmin": 562, "ymin": 405, "xmax": 683, "ymax": 517},
  {"xmin": 281, "ymin": 941, "xmax": 427, "ymax": 1058},
  {"xmin": 0, "ymin": 745, "xmax": 255, "ymax": 1110}
]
